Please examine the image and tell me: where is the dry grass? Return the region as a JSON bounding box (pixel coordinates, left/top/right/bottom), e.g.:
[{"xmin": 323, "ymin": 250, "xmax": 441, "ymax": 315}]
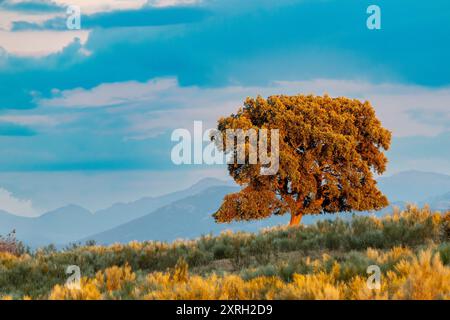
[{"xmin": 1, "ymin": 206, "xmax": 449, "ymax": 300}]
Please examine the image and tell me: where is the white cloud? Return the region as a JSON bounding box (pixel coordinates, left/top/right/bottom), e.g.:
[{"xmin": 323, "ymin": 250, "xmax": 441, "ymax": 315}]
[
  {"xmin": 51, "ymin": 0, "xmax": 147, "ymax": 14},
  {"xmin": 0, "ymin": 169, "xmax": 229, "ymax": 212},
  {"xmin": 0, "ymin": 115, "xmax": 58, "ymax": 126},
  {"xmin": 0, "ymin": 188, "xmax": 38, "ymax": 217},
  {"xmin": 0, "ymin": 3, "xmax": 86, "ymax": 57},
  {"xmin": 0, "ymin": 0, "xmax": 201, "ymax": 56},
  {"xmin": 52, "ymin": 0, "xmax": 201, "ymax": 13},
  {"xmin": 0, "ymin": 30, "xmax": 89, "ymax": 56},
  {"xmin": 147, "ymin": 0, "xmax": 201, "ymax": 7},
  {"xmin": 1, "ymin": 0, "xmax": 201, "ymax": 25},
  {"xmin": 0, "ymin": 114, "xmax": 78, "ymax": 133},
  {"xmin": 41, "ymin": 78, "xmax": 179, "ymax": 108},
  {"xmin": 40, "ymin": 77, "xmax": 450, "ymax": 138},
  {"xmin": 0, "ymin": 9, "xmax": 60, "ymax": 31}
]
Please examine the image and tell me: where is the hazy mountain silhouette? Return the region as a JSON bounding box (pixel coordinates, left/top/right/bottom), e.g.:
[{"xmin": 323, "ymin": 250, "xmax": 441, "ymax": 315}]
[
  {"xmin": 421, "ymin": 192, "xmax": 450, "ymax": 211},
  {"xmin": 83, "ymin": 172, "xmax": 450, "ymax": 245},
  {"xmin": 81, "ymin": 186, "xmax": 291, "ymax": 244},
  {"xmin": 91, "ymin": 177, "xmax": 232, "ymax": 231},
  {"xmin": 0, "ymin": 172, "xmax": 448, "ymax": 247},
  {"xmin": 0, "ymin": 178, "xmax": 231, "ymax": 247},
  {"xmin": 377, "ymin": 170, "xmax": 450, "ymax": 202},
  {"xmin": 0, "ymin": 205, "xmax": 93, "ymax": 246}
]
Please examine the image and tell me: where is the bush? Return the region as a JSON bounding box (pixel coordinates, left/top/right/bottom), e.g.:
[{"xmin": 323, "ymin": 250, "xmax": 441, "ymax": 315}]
[
  {"xmin": 438, "ymin": 243, "xmax": 450, "ymax": 265},
  {"xmin": 1, "ymin": 206, "xmax": 449, "ymax": 299},
  {"xmin": 212, "ymin": 243, "xmax": 234, "ymax": 260},
  {"xmin": 0, "ymin": 231, "xmax": 26, "ymax": 256}
]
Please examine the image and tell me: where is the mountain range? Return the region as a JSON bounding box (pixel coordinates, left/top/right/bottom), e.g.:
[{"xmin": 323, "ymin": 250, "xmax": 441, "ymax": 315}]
[
  {"xmin": 1, "ymin": 171, "xmax": 449, "ymax": 247},
  {"xmin": 0, "ymin": 178, "xmax": 233, "ymax": 247}
]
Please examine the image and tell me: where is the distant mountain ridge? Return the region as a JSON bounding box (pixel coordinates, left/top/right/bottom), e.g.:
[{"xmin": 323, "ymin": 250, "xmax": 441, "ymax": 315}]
[
  {"xmin": 0, "ymin": 205, "xmax": 95, "ymax": 245},
  {"xmin": 92, "ymin": 177, "xmax": 233, "ymax": 231},
  {"xmin": 83, "ymin": 170, "xmax": 450, "ymax": 245},
  {"xmin": 0, "ymin": 171, "xmax": 449, "ymax": 247},
  {"xmin": 81, "ymin": 186, "xmax": 290, "ymax": 244},
  {"xmin": 421, "ymin": 192, "xmax": 450, "ymax": 211},
  {"xmin": 0, "ymin": 178, "xmax": 231, "ymax": 247},
  {"xmin": 377, "ymin": 170, "xmax": 450, "ymax": 202}
]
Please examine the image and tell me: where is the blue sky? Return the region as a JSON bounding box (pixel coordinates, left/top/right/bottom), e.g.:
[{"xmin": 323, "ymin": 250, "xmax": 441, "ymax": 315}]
[{"xmin": 0, "ymin": 0, "xmax": 449, "ymax": 215}]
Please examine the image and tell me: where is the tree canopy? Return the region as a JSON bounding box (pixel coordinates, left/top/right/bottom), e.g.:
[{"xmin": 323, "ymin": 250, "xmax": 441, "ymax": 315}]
[{"xmin": 213, "ymin": 94, "xmax": 391, "ymax": 226}]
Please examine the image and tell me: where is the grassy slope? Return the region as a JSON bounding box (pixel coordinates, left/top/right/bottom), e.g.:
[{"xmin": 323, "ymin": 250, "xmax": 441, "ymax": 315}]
[{"xmin": 1, "ymin": 206, "xmax": 449, "ymax": 300}]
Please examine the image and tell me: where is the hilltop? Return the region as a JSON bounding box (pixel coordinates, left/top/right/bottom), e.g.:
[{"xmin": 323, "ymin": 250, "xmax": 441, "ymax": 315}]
[
  {"xmin": 1, "ymin": 206, "xmax": 449, "ymax": 300},
  {"xmin": 1, "ymin": 171, "xmax": 448, "ymax": 248}
]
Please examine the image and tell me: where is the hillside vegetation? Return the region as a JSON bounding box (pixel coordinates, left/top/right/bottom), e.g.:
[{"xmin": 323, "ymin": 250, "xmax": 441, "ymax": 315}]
[{"xmin": 1, "ymin": 206, "xmax": 449, "ymax": 300}]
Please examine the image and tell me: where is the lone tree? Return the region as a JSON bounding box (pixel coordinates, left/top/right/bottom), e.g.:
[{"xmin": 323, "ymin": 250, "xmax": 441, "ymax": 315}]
[{"xmin": 213, "ymin": 94, "xmax": 391, "ymax": 226}]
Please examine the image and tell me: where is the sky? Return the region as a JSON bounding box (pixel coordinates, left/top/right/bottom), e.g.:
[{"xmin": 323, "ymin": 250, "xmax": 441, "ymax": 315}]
[{"xmin": 0, "ymin": 0, "xmax": 449, "ymax": 216}]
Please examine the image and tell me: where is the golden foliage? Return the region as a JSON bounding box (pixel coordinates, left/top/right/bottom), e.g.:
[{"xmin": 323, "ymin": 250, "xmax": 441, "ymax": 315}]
[
  {"xmin": 388, "ymin": 250, "xmax": 450, "ymax": 299},
  {"xmin": 49, "ymin": 278, "xmax": 101, "ymax": 300},
  {"xmin": 100, "ymin": 264, "xmax": 136, "ymax": 292},
  {"xmin": 2, "ymin": 207, "xmax": 449, "ymax": 300},
  {"xmin": 214, "ymin": 95, "xmax": 391, "ymax": 225},
  {"xmin": 43, "ymin": 247, "xmax": 450, "ymax": 300},
  {"xmin": 49, "ymin": 264, "xmax": 136, "ymax": 300}
]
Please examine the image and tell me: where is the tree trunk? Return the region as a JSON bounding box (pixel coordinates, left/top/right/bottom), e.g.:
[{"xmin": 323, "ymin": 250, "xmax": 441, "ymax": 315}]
[{"xmin": 289, "ymin": 212, "xmax": 303, "ymax": 226}]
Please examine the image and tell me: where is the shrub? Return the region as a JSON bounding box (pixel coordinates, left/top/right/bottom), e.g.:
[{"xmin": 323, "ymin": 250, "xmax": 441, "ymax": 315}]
[
  {"xmin": 438, "ymin": 243, "xmax": 450, "ymax": 265},
  {"xmin": 0, "ymin": 231, "xmax": 26, "ymax": 256},
  {"xmin": 2, "ymin": 206, "xmax": 449, "ymax": 299},
  {"xmin": 212, "ymin": 243, "xmax": 233, "ymax": 260}
]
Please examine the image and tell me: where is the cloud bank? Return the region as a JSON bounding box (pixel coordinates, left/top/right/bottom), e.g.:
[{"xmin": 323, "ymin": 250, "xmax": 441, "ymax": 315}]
[{"xmin": 0, "ymin": 187, "xmax": 37, "ymax": 217}]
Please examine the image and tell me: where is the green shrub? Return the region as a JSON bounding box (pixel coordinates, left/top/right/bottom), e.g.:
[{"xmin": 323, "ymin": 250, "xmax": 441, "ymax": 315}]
[{"xmin": 438, "ymin": 243, "xmax": 450, "ymax": 265}]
